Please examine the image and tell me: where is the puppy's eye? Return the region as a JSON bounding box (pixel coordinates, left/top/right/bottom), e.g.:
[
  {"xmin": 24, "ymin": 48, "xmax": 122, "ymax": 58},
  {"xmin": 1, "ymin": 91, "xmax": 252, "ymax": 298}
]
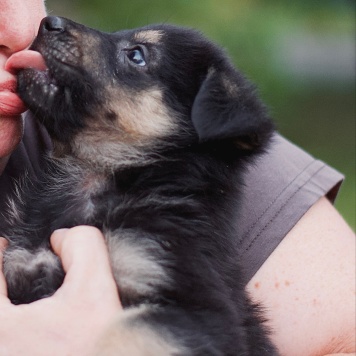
[{"xmin": 126, "ymin": 48, "xmax": 146, "ymax": 67}]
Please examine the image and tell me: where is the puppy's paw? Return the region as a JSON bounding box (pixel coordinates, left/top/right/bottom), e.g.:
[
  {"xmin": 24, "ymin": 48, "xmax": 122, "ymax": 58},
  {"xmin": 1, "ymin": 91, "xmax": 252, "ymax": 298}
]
[{"xmin": 2, "ymin": 247, "xmax": 64, "ymax": 304}]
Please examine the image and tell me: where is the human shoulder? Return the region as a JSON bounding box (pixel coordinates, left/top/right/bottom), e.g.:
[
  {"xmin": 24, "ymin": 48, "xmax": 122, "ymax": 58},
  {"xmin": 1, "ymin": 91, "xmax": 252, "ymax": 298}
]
[{"xmin": 237, "ymin": 133, "xmax": 344, "ymax": 283}]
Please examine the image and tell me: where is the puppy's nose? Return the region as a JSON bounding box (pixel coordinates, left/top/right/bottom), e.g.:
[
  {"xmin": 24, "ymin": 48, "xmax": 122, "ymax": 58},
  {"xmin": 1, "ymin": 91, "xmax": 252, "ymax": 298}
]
[{"xmin": 40, "ymin": 16, "xmax": 65, "ymax": 34}]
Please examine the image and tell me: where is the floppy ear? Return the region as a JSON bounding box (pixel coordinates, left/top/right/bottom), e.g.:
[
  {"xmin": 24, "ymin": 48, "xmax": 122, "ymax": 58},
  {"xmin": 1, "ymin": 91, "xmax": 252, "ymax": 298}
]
[{"xmin": 191, "ymin": 67, "xmax": 274, "ymax": 150}]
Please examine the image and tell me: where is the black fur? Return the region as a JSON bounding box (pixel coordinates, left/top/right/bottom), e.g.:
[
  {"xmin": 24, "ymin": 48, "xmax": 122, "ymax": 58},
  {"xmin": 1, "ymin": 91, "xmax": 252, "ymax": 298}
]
[{"xmin": 1, "ymin": 16, "xmax": 278, "ymax": 355}]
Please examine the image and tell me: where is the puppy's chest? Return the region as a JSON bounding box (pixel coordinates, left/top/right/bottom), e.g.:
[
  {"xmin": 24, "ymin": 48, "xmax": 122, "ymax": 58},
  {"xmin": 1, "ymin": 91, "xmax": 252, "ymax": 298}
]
[
  {"xmin": 59, "ymin": 174, "xmax": 118, "ymax": 226},
  {"xmin": 52, "ymin": 169, "xmax": 199, "ymax": 232},
  {"xmin": 54, "ymin": 170, "xmax": 157, "ymax": 228},
  {"xmin": 51, "ymin": 160, "xmax": 225, "ymax": 232}
]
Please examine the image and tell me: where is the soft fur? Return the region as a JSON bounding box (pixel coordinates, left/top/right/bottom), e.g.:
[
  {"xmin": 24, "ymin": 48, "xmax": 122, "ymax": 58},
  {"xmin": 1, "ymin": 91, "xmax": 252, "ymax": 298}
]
[{"xmin": 1, "ymin": 16, "xmax": 278, "ymax": 355}]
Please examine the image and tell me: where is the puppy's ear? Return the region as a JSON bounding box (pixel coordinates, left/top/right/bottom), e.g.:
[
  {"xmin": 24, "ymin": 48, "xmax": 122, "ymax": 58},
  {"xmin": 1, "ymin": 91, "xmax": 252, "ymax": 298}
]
[{"xmin": 191, "ymin": 67, "xmax": 274, "ymax": 150}]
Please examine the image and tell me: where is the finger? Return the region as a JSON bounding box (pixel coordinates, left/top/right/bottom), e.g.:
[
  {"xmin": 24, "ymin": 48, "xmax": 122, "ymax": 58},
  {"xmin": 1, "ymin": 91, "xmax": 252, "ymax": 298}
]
[
  {"xmin": 51, "ymin": 226, "xmax": 120, "ymax": 304},
  {"xmin": 0, "ymin": 237, "xmax": 9, "ymax": 298},
  {"xmin": 0, "ymin": 237, "xmax": 8, "ymax": 254}
]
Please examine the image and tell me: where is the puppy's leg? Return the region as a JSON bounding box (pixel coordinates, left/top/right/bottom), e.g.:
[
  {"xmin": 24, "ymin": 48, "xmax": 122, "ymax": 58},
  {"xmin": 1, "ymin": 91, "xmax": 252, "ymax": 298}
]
[{"xmin": 2, "ymin": 246, "xmax": 64, "ymax": 304}]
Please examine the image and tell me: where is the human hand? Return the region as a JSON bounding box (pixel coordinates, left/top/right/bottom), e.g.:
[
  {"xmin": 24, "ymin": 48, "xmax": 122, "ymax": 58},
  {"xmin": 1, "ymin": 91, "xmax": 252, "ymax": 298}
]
[{"xmin": 0, "ymin": 226, "xmax": 122, "ymax": 356}]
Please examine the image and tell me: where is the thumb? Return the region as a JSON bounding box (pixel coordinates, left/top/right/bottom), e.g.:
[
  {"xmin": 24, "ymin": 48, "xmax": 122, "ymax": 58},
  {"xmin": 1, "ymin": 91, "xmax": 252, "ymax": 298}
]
[{"xmin": 50, "ymin": 226, "xmax": 120, "ymax": 304}]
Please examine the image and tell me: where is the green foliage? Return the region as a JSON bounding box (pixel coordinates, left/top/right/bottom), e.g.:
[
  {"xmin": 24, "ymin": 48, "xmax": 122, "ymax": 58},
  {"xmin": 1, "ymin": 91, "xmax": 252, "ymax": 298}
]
[{"xmin": 46, "ymin": 0, "xmax": 355, "ymax": 229}]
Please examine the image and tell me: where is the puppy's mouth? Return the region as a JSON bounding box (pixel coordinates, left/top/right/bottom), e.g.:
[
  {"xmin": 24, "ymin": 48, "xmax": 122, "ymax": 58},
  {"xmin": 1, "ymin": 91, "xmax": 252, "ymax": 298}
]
[
  {"xmin": 6, "ymin": 49, "xmax": 61, "ymax": 110},
  {"xmin": 5, "ymin": 32, "xmax": 85, "ymax": 115},
  {"xmin": 5, "ymin": 42, "xmax": 90, "ymax": 143}
]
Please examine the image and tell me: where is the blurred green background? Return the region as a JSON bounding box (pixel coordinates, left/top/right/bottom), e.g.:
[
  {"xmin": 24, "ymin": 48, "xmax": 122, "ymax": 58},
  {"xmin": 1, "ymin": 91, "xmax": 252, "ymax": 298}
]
[{"xmin": 46, "ymin": 0, "xmax": 355, "ymax": 229}]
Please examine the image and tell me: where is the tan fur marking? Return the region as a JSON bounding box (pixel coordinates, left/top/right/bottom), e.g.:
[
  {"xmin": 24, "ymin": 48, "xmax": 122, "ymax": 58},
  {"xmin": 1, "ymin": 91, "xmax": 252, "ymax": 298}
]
[
  {"xmin": 133, "ymin": 30, "xmax": 164, "ymax": 44},
  {"xmin": 70, "ymin": 124, "xmax": 161, "ymax": 170},
  {"xmin": 67, "ymin": 87, "xmax": 178, "ymax": 170},
  {"xmin": 94, "ymin": 305, "xmax": 185, "ymax": 356},
  {"xmin": 113, "ymin": 88, "xmax": 177, "ymax": 140},
  {"xmin": 105, "ymin": 230, "xmax": 171, "ymax": 299}
]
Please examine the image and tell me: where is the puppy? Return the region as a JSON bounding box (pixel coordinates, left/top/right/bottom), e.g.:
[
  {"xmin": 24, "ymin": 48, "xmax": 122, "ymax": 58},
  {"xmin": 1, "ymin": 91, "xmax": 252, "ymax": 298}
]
[{"xmin": 2, "ymin": 16, "xmax": 278, "ymax": 355}]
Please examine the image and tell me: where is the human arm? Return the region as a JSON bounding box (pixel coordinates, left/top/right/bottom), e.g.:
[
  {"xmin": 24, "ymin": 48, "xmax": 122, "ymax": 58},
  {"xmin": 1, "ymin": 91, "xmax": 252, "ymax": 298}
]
[
  {"xmin": 1, "ymin": 200, "xmax": 353, "ymax": 356},
  {"xmin": 246, "ymin": 197, "xmax": 356, "ymax": 356}
]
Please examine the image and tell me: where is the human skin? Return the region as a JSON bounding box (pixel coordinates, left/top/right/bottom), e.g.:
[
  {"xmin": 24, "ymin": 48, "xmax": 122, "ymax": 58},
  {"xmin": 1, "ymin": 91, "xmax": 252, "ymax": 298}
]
[
  {"xmin": 0, "ymin": 227, "xmax": 122, "ymax": 356},
  {"xmin": 0, "ymin": 0, "xmax": 46, "ymax": 172},
  {"xmin": 0, "ymin": 0, "xmax": 355, "ymax": 354},
  {"xmin": 246, "ymin": 197, "xmax": 355, "ymax": 356}
]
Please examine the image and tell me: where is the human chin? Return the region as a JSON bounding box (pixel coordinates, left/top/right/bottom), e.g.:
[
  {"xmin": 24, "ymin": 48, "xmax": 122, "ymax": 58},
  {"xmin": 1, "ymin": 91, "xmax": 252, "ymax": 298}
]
[
  {"xmin": 0, "ymin": 114, "xmax": 23, "ymax": 159},
  {"xmin": 0, "ymin": 79, "xmax": 26, "ymax": 158}
]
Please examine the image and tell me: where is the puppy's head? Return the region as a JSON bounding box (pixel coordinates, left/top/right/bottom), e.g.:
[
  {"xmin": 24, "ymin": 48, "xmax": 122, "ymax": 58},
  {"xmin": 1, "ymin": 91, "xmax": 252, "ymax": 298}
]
[{"xmin": 17, "ymin": 16, "xmax": 273, "ymax": 169}]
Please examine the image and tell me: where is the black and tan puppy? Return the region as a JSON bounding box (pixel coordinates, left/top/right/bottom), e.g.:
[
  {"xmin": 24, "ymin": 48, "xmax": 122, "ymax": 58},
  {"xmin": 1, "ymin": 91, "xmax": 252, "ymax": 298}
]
[{"xmin": 2, "ymin": 16, "xmax": 278, "ymax": 355}]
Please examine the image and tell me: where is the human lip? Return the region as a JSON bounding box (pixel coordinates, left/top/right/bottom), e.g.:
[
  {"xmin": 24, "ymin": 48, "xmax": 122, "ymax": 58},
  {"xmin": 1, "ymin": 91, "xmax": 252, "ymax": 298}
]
[
  {"xmin": 0, "ymin": 50, "xmax": 48, "ymax": 117},
  {"xmin": 0, "ymin": 79, "xmax": 17, "ymax": 92},
  {"xmin": 0, "ymin": 79, "xmax": 27, "ymax": 117}
]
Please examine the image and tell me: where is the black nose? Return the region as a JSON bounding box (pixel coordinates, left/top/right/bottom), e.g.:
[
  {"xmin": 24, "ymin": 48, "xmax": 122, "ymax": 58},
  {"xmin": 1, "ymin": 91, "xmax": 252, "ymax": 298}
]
[{"xmin": 40, "ymin": 16, "xmax": 65, "ymax": 34}]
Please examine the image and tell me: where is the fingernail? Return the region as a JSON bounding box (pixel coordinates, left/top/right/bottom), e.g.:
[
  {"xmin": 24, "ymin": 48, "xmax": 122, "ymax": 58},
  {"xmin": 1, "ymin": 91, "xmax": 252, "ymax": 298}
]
[{"xmin": 52, "ymin": 228, "xmax": 69, "ymax": 236}]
